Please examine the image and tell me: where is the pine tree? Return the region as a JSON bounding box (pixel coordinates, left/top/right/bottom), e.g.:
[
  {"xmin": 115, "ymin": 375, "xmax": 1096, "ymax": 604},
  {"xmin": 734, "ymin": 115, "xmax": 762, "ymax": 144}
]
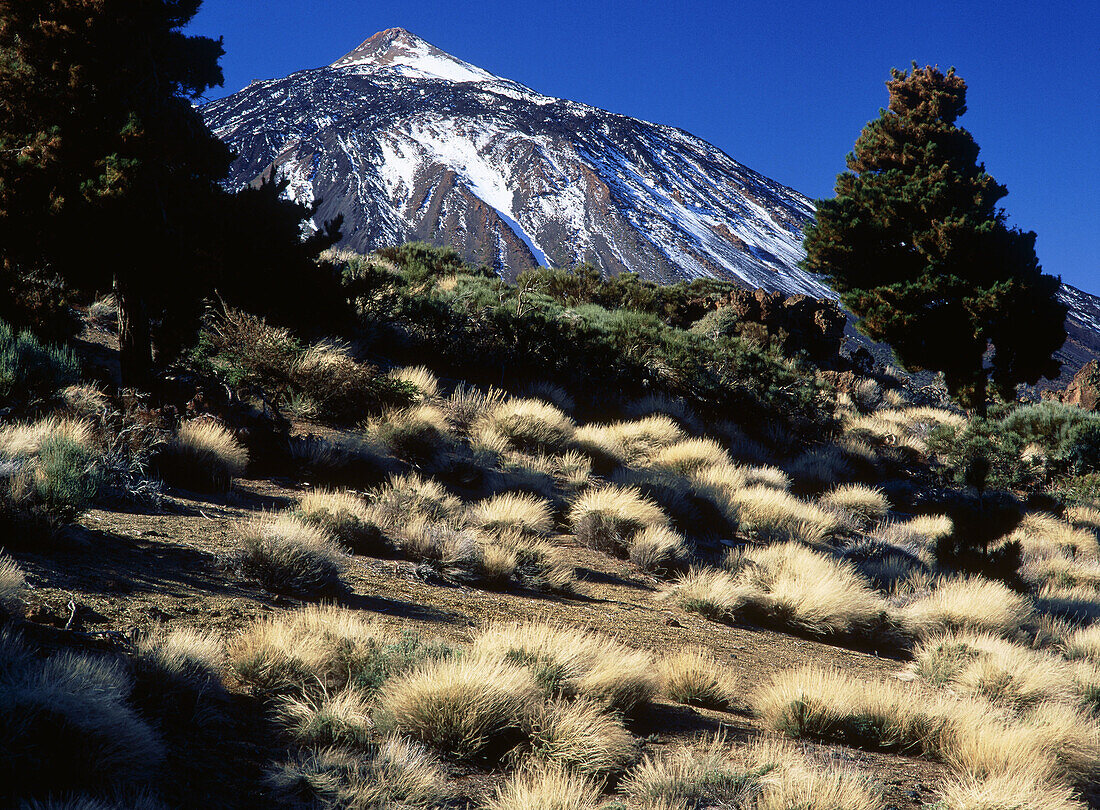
[
  {"xmin": 802, "ymin": 64, "xmax": 1066, "ymax": 414},
  {"xmin": 0, "ymin": 0, "xmax": 232, "ymax": 386}
]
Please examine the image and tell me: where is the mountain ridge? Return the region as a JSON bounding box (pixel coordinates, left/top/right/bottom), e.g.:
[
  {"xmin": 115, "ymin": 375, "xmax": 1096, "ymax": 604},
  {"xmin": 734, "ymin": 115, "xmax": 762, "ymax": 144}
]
[{"xmin": 201, "ymin": 28, "xmax": 1098, "ymax": 387}]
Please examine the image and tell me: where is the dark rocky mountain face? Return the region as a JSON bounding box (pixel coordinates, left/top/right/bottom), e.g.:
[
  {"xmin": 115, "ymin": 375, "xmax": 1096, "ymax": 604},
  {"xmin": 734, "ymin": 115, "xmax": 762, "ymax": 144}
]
[{"xmin": 201, "ymin": 27, "xmax": 1098, "ymax": 387}]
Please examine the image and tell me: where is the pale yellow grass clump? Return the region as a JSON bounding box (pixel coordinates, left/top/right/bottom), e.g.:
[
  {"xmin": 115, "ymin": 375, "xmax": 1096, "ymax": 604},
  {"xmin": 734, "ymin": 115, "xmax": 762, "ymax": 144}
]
[
  {"xmin": 749, "ymin": 738, "xmax": 883, "ymax": 810},
  {"xmin": 135, "ymin": 625, "xmax": 224, "ymax": 686},
  {"xmin": 467, "ymin": 491, "xmax": 555, "ymax": 537},
  {"xmin": 623, "ymin": 393, "xmax": 702, "ymax": 432},
  {"xmin": 296, "ymin": 487, "xmax": 382, "ymax": 551},
  {"xmin": 727, "ymin": 486, "xmax": 844, "ymax": 546},
  {"xmin": 618, "ymin": 734, "xmax": 760, "ymax": 809},
  {"xmin": 0, "ymin": 416, "xmax": 96, "ymax": 459},
  {"xmin": 1068, "ymin": 505, "xmax": 1100, "ymax": 535},
  {"xmin": 475, "ymin": 397, "xmax": 576, "ymax": 455},
  {"xmin": 0, "ymin": 553, "xmax": 26, "ymax": 617},
  {"xmin": 1036, "ymin": 585, "xmax": 1100, "ymax": 624},
  {"xmin": 819, "ymin": 484, "xmax": 891, "ymax": 527},
  {"xmin": 937, "ymin": 772, "xmax": 1085, "ymax": 810},
  {"xmin": 494, "ymin": 532, "xmax": 575, "ymax": 592},
  {"xmin": 230, "ymin": 605, "xmax": 395, "ymax": 695},
  {"xmin": 903, "ymin": 577, "xmax": 1034, "ymax": 637},
  {"xmin": 569, "ymin": 485, "xmax": 669, "ymax": 556},
  {"xmin": 1022, "ymin": 553, "xmax": 1100, "ymax": 591},
  {"xmin": 1010, "ymin": 513, "xmax": 1100, "ymax": 559},
  {"xmin": 387, "ymin": 365, "xmax": 440, "ymax": 400},
  {"xmin": 662, "ymin": 544, "xmax": 891, "ymax": 640},
  {"xmin": 263, "ymin": 738, "xmax": 450, "ymax": 809},
  {"xmin": 374, "ymin": 655, "xmax": 541, "ymax": 758},
  {"xmin": 485, "ymin": 763, "xmax": 603, "ymax": 810},
  {"xmin": 1063, "ymin": 625, "xmax": 1100, "ymax": 663},
  {"xmin": 522, "ymin": 381, "xmax": 576, "ymax": 414},
  {"xmin": 523, "ymin": 698, "xmax": 639, "ymax": 776},
  {"xmin": 398, "ymin": 518, "xmax": 516, "ymax": 588},
  {"xmin": 753, "ymin": 665, "xmax": 1100, "ymax": 784},
  {"xmin": 273, "ymin": 687, "xmax": 374, "ymax": 748},
  {"xmin": 472, "ymin": 621, "xmax": 658, "ymax": 712},
  {"xmin": 572, "ymin": 415, "xmax": 686, "ymax": 470},
  {"xmin": 157, "ymin": 419, "xmax": 248, "ymax": 491},
  {"xmin": 370, "ymin": 472, "xmax": 464, "ymax": 528},
  {"xmin": 911, "ymin": 630, "xmax": 1080, "ymax": 710},
  {"xmin": 629, "ymin": 525, "xmax": 690, "ymax": 575},
  {"xmin": 647, "ymin": 438, "xmax": 733, "ymax": 475},
  {"xmin": 235, "ymin": 513, "xmax": 347, "ymax": 597},
  {"xmin": 659, "ymin": 648, "xmax": 735, "ymax": 709}
]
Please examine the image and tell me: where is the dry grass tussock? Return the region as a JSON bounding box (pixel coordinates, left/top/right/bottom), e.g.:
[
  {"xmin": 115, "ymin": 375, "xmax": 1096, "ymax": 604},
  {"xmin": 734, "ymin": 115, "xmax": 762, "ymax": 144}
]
[
  {"xmin": 0, "ymin": 553, "xmax": 25, "ymax": 618},
  {"xmin": 472, "ymin": 621, "xmax": 658, "ymax": 713},
  {"xmin": 845, "ymin": 406, "xmax": 963, "ymax": 452},
  {"xmin": 1036, "ymin": 585, "xmax": 1100, "ymax": 624},
  {"xmin": 156, "ymin": 419, "xmax": 248, "ymax": 492},
  {"xmin": 0, "ymin": 416, "xmax": 96, "ymax": 459},
  {"xmin": 272, "ymin": 687, "xmax": 374, "ymax": 749},
  {"xmin": 911, "ymin": 630, "xmax": 1083, "ymax": 711},
  {"xmin": 623, "ymin": 393, "xmax": 702, "ymax": 432},
  {"xmin": 1068, "ymin": 505, "xmax": 1100, "ymax": 535},
  {"xmin": 296, "ymin": 487, "xmax": 383, "ymax": 552},
  {"xmin": 371, "ymin": 404, "xmax": 454, "ymax": 466},
  {"xmin": 466, "ymin": 491, "xmax": 555, "ymax": 537},
  {"xmin": 629, "ymin": 525, "xmax": 690, "ymax": 575},
  {"xmin": 230, "ymin": 604, "xmax": 432, "ymax": 696},
  {"xmin": 663, "ymin": 543, "xmax": 892, "ymax": 641},
  {"xmin": 819, "ymin": 484, "xmax": 890, "ymax": 527},
  {"xmin": 485, "ymin": 763, "xmax": 603, "ymax": 810},
  {"xmin": 647, "ymin": 437, "xmax": 732, "ymax": 475},
  {"xmin": 659, "ymin": 648, "xmax": 735, "ymax": 709},
  {"xmin": 727, "ymin": 486, "xmax": 843, "ymax": 546},
  {"xmin": 0, "ymin": 629, "xmax": 165, "ymax": 799},
  {"xmin": 903, "ymin": 577, "xmax": 1033, "ymax": 637},
  {"xmin": 441, "ymin": 383, "xmax": 508, "ymax": 435},
  {"xmin": 569, "ymin": 484, "xmax": 669, "ymax": 556},
  {"xmin": 619, "ymin": 733, "xmax": 881, "ymax": 810},
  {"xmin": 1022, "ymin": 552, "xmax": 1100, "ymax": 591},
  {"xmin": 572, "ymin": 416, "xmax": 685, "ymax": 469},
  {"xmin": 752, "ymin": 664, "xmax": 1100, "ymax": 784},
  {"xmin": 134, "ymin": 625, "xmax": 224, "ymax": 688},
  {"xmin": 521, "ymin": 381, "xmax": 575, "ymax": 414},
  {"xmin": 263, "ymin": 737, "xmax": 450, "ymax": 809},
  {"xmin": 387, "ymin": 364, "xmax": 440, "ymax": 400},
  {"xmin": 786, "ymin": 445, "xmax": 853, "ymax": 491},
  {"xmin": 520, "ymin": 698, "xmax": 639, "ymax": 776},
  {"xmin": 374, "ymin": 654, "xmax": 541, "ymax": 759},
  {"xmin": 369, "ymin": 472, "xmax": 464, "ymax": 529},
  {"xmin": 233, "ymin": 513, "xmax": 347, "ymax": 597},
  {"xmin": 474, "ymin": 397, "xmax": 576, "ymax": 455},
  {"xmin": 16, "ymin": 796, "xmax": 169, "ymax": 810},
  {"xmin": 690, "ymin": 462, "xmax": 791, "ymax": 498},
  {"xmin": 937, "ymin": 771, "xmax": 1086, "ymax": 810},
  {"xmin": 397, "ymin": 518, "xmax": 517, "ymax": 589},
  {"xmin": 1009, "ymin": 513, "xmax": 1100, "ymax": 559},
  {"xmin": 493, "ymin": 531, "xmax": 576, "ymax": 593},
  {"xmin": 1063, "ymin": 625, "xmax": 1100, "ymax": 664}
]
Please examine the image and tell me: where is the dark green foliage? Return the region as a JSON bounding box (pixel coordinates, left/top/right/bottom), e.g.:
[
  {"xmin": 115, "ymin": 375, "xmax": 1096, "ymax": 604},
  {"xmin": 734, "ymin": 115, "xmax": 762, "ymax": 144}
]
[
  {"xmin": 0, "ymin": 320, "xmax": 81, "ymax": 412},
  {"xmin": 347, "ymin": 632, "xmax": 455, "ymax": 695},
  {"xmin": 0, "ymin": 0, "xmax": 233, "ymax": 386},
  {"xmin": 376, "ymin": 241, "xmax": 479, "ymax": 284},
  {"xmin": 1066, "ymin": 421, "xmax": 1100, "ymax": 475},
  {"xmin": 802, "ymin": 64, "xmax": 1066, "ymax": 414},
  {"xmin": 928, "ymin": 417, "xmax": 1033, "ymax": 492},
  {"xmin": 33, "ymin": 435, "xmax": 103, "ymax": 519},
  {"xmin": 347, "ymin": 246, "xmax": 828, "ymax": 435}
]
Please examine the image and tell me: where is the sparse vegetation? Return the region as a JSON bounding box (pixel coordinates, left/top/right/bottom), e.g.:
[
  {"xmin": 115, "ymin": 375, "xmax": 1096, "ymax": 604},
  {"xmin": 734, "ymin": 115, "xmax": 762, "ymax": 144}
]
[
  {"xmin": 155, "ymin": 420, "xmax": 247, "ymax": 492},
  {"xmin": 232, "ymin": 514, "xmax": 348, "ymax": 597}
]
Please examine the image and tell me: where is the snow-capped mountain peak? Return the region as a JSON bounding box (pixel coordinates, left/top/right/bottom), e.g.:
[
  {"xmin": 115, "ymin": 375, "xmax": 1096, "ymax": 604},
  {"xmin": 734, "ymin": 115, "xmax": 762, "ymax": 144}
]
[{"xmin": 331, "ymin": 27, "xmax": 501, "ymax": 85}]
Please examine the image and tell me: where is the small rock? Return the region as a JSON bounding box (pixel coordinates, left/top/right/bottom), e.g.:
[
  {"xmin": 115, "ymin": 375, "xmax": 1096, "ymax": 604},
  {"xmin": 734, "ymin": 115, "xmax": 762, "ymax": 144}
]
[
  {"xmin": 664, "ymin": 616, "xmax": 682, "ymax": 627},
  {"xmin": 25, "ymin": 606, "xmax": 63, "ymax": 627}
]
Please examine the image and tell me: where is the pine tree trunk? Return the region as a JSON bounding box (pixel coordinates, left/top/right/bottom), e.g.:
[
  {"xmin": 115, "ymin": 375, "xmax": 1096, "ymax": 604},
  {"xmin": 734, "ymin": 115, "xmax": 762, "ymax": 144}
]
[{"xmin": 115, "ymin": 275, "xmax": 153, "ymax": 390}]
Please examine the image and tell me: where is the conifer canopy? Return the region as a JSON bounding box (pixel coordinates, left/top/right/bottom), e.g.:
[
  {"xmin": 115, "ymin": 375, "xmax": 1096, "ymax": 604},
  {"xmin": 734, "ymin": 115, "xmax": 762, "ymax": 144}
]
[{"xmin": 801, "ymin": 64, "xmax": 1066, "ymax": 414}]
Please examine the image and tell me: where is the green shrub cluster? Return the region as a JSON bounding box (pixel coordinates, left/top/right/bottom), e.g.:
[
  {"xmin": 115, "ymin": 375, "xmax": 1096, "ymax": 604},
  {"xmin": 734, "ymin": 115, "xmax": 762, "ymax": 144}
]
[
  {"xmin": 191, "ymin": 308, "xmax": 414, "ymax": 423},
  {"xmin": 0, "ymin": 320, "xmax": 81, "ymax": 412},
  {"xmin": 345, "ymin": 245, "xmax": 828, "ymax": 434}
]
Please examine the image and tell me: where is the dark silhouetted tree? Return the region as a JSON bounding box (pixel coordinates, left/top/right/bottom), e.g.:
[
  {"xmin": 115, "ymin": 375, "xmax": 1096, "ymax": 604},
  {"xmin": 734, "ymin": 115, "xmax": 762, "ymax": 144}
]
[
  {"xmin": 802, "ymin": 64, "xmax": 1066, "ymax": 414},
  {"xmin": 0, "ymin": 0, "xmax": 233, "ymax": 387}
]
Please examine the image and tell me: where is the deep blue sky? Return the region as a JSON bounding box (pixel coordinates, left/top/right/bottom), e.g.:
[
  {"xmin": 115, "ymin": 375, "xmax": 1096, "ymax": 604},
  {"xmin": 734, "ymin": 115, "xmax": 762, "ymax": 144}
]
[{"xmin": 187, "ymin": 0, "xmax": 1100, "ymax": 294}]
